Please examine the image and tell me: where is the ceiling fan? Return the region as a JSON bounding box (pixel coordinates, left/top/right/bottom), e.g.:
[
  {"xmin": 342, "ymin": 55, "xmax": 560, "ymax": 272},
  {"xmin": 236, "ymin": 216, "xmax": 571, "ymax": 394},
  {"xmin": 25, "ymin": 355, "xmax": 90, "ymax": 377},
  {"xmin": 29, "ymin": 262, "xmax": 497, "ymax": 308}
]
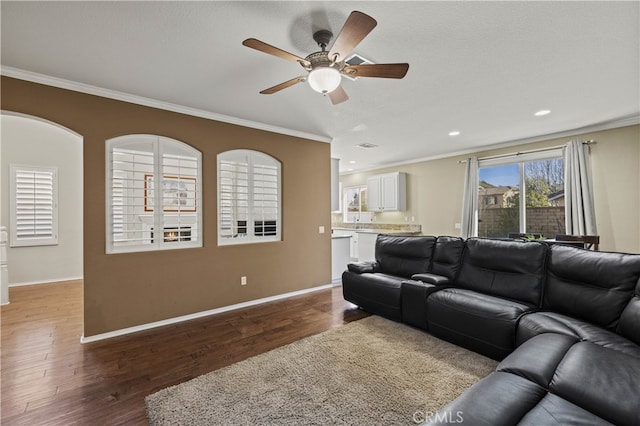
[{"xmin": 242, "ymin": 11, "xmax": 409, "ymax": 105}]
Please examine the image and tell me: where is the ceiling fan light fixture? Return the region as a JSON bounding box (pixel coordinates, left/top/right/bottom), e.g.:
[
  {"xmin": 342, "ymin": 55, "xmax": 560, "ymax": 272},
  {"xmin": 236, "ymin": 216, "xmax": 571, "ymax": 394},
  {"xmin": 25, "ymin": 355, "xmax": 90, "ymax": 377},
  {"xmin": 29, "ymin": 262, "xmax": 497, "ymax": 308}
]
[{"xmin": 308, "ymin": 67, "xmax": 341, "ymax": 94}]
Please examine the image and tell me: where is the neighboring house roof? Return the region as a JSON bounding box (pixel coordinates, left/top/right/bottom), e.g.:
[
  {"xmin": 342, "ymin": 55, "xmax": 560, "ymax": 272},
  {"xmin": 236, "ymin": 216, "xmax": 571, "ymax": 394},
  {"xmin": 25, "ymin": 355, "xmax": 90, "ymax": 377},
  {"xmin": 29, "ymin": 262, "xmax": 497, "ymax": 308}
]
[
  {"xmin": 548, "ymin": 190, "xmax": 564, "ymax": 201},
  {"xmin": 479, "ymin": 186, "xmax": 518, "ymax": 196}
]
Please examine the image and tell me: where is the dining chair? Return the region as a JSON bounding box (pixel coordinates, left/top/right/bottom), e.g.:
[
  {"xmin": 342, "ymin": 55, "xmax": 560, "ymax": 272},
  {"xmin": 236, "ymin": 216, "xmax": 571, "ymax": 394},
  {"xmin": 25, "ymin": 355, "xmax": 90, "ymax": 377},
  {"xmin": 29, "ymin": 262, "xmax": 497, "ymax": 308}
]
[
  {"xmin": 555, "ymin": 234, "xmax": 600, "ymax": 251},
  {"xmin": 507, "ymin": 232, "xmax": 543, "ymax": 240}
]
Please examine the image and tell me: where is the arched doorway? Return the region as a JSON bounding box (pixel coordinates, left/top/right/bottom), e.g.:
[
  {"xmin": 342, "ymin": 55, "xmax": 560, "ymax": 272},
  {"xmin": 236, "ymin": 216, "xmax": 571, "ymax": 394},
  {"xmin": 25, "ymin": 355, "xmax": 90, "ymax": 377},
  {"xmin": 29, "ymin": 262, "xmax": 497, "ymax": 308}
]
[{"xmin": 0, "ymin": 112, "xmax": 83, "ymax": 288}]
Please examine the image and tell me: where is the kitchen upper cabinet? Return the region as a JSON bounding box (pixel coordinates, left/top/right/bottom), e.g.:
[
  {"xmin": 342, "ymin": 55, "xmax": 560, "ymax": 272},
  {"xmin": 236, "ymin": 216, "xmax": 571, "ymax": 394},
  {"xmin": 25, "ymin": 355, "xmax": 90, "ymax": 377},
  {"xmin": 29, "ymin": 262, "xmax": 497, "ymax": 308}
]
[{"xmin": 367, "ymin": 172, "xmax": 406, "ymax": 212}]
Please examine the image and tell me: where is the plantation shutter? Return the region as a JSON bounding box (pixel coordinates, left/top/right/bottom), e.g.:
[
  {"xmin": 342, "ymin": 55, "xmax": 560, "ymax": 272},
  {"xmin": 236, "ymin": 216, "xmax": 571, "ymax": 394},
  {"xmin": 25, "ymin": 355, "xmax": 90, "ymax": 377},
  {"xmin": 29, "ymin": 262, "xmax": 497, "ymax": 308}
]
[
  {"xmin": 161, "ymin": 152, "xmax": 200, "ymax": 242},
  {"xmin": 218, "ymin": 150, "xmax": 281, "ymax": 245},
  {"xmin": 110, "ymin": 144, "xmax": 154, "ymax": 246},
  {"xmin": 106, "ymin": 135, "xmax": 202, "ymax": 253},
  {"xmin": 253, "ymin": 163, "xmax": 279, "ymax": 236},
  {"xmin": 111, "ymin": 170, "xmax": 126, "ymax": 239},
  {"xmin": 10, "ymin": 165, "xmax": 58, "ymax": 247},
  {"xmin": 219, "ymin": 158, "xmax": 249, "ymax": 238}
]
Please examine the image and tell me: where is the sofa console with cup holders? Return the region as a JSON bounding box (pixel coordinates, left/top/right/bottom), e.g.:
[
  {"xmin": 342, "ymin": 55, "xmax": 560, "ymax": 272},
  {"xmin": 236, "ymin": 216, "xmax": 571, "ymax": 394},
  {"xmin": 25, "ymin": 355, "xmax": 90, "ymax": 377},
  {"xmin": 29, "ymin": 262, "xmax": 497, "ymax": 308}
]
[{"xmin": 341, "ymin": 235, "xmax": 640, "ymax": 425}]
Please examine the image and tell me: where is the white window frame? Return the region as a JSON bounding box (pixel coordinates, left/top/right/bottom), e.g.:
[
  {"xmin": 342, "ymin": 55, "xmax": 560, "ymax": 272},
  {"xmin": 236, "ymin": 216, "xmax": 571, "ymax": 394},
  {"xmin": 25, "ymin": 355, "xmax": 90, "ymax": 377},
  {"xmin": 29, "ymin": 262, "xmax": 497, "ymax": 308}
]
[
  {"xmin": 9, "ymin": 164, "xmax": 58, "ymax": 247},
  {"xmin": 217, "ymin": 149, "xmax": 281, "ymax": 246},
  {"xmin": 106, "ymin": 135, "xmax": 202, "ymax": 254},
  {"xmin": 478, "ymin": 148, "xmax": 563, "ymax": 234}
]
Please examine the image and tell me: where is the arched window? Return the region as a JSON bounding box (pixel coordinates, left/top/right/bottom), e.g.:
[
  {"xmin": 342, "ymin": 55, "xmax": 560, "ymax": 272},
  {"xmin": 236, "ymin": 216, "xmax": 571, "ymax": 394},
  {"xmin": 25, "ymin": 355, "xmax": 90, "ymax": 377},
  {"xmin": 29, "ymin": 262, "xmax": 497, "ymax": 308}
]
[
  {"xmin": 106, "ymin": 135, "xmax": 202, "ymax": 253},
  {"xmin": 218, "ymin": 150, "xmax": 281, "ymax": 245}
]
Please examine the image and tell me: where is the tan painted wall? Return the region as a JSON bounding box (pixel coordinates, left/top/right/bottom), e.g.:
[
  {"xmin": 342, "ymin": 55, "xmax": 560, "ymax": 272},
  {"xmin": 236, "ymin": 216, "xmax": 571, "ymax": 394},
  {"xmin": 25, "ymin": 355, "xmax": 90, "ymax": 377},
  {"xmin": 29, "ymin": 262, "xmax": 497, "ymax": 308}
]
[
  {"xmin": 340, "ymin": 125, "xmax": 640, "ymax": 253},
  {"xmin": 1, "ymin": 77, "xmax": 332, "ymax": 337}
]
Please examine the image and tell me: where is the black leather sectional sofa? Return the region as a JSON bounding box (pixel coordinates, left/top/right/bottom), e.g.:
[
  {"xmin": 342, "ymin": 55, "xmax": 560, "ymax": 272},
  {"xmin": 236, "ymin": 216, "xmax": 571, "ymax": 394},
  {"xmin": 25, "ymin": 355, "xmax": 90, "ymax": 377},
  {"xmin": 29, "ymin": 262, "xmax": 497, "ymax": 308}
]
[{"xmin": 342, "ymin": 235, "xmax": 640, "ymax": 425}]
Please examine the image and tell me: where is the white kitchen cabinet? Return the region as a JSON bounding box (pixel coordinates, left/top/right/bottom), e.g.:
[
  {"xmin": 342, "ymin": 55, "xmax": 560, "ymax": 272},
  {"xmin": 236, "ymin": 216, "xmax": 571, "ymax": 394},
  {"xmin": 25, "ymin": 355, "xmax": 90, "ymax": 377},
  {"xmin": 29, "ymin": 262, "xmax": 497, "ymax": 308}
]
[
  {"xmin": 331, "ymin": 235, "xmax": 351, "ymax": 283},
  {"xmin": 335, "ymin": 230, "xmax": 358, "ymax": 260},
  {"xmin": 349, "ymin": 231, "xmax": 358, "ymax": 260},
  {"xmin": 367, "ymin": 172, "xmax": 406, "ymax": 212},
  {"xmin": 357, "ymin": 231, "xmax": 378, "ymax": 262}
]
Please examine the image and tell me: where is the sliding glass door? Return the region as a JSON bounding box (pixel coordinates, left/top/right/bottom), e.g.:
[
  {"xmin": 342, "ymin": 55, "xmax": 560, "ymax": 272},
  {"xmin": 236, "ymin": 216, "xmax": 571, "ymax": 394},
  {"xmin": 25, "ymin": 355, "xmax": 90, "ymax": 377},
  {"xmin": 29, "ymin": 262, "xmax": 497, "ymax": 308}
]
[{"xmin": 478, "ymin": 152, "xmax": 564, "ymax": 239}]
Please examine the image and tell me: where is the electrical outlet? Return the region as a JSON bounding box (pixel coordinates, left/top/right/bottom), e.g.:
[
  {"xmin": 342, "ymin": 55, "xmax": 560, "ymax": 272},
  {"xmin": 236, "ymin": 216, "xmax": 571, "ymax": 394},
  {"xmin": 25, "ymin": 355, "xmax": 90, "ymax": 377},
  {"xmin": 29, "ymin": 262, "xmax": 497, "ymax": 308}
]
[
  {"xmin": 241, "ymin": 276, "xmax": 247, "ymax": 286},
  {"xmin": 454, "ymin": 223, "xmax": 461, "ymax": 229}
]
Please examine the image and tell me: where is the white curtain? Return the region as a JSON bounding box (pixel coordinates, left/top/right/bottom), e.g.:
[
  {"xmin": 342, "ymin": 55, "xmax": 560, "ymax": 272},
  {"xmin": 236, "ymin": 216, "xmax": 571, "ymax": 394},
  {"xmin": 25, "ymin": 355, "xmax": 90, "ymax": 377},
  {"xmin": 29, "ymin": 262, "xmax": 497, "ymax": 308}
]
[
  {"xmin": 564, "ymin": 140, "xmax": 597, "ymax": 235},
  {"xmin": 460, "ymin": 157, "xmax": 479, "ymax": 238}
]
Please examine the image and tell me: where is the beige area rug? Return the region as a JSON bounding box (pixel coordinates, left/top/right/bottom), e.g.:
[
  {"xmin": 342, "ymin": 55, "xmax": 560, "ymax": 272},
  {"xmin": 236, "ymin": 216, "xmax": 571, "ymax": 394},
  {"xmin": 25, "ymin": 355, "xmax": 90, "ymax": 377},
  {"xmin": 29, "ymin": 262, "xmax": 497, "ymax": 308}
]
[{"xmin": 145, "ymin": 316, "xmax": 497, "ymax": 425}]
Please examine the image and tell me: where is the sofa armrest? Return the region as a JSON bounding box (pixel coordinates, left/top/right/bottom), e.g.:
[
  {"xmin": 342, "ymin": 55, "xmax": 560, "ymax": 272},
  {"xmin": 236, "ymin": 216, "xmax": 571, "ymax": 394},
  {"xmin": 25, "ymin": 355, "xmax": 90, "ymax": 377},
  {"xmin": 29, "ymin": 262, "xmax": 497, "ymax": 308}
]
[
  {"xmin": 347, "ymin": 261, "xmax": 379, "ymax": 274},
  {"xmin": 411, "ymin": 273, "xmax": 450, "ymax": 285}
]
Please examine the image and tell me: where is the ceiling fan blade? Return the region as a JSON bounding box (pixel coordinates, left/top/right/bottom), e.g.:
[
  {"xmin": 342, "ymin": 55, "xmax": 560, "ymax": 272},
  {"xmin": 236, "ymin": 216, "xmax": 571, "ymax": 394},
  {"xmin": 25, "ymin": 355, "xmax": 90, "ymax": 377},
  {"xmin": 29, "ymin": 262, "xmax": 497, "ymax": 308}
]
[
  {"xmin": 328, "ymin": 11, "xmax": 377, "ymax": 63},
  {"xmin": 328, "ymin": 85, "xmax": 349, "ymax": 105},
  {"xmin": 342, "ymin": 63, "xmax": 409, "ymax": 79},
  {"xmin": 243, "ymin": 38, "xmax": 311, "ymax": 67},
  {"xmin": 260, "ymin": 76, "xmax": 306, "ymax": 95}
]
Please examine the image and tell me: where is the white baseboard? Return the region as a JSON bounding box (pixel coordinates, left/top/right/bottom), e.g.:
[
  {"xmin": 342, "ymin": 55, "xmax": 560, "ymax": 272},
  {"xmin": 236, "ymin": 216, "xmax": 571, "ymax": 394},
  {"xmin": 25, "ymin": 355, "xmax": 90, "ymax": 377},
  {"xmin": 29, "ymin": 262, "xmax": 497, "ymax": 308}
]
[
  {"xmin": 9, "ymin": 276, "xmax": 83, "ymax": 287},
  {"xmin": 80, "ymin": 283, "xmax": 335, "ymax": 344}
]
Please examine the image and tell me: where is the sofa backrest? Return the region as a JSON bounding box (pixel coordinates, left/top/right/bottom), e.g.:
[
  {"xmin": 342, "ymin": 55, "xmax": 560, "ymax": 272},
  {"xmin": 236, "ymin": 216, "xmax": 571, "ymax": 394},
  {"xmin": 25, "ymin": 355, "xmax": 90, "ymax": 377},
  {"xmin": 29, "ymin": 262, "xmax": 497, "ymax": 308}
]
[
  {"xmin": 457, "ymin": 238, "xmax": 547, "ymax": 306},
  {"xmin": 545, "ymin": 245, "xmax": 640, "ymax": 331},
  {"xmin": 432, "ymin": 236, "xmax": 465, "ymax": 280},
  {"xmin": 375, "ymin": 234, "xmax": 436, "ymax": 278},
  {"xmin": 618, "ymin": 279, "xmax": 640, "ymax": 345}
]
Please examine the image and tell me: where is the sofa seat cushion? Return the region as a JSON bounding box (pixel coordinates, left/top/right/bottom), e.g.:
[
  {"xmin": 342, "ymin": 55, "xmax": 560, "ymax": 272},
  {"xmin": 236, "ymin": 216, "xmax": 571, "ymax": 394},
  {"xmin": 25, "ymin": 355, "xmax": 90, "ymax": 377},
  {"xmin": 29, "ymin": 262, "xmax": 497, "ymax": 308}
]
[
  {"xmin": 423, "ymin": 372, "xmax": 546, "ymax": 425},
  {"xmin": 341, "ymin": 271, "xmax": 404, "ymax": 321},
  {"xmin": 497, "ymin": 333, "xmax": 579, "ymax": 388},
  {"xmin": 427, "ymin": 288, "xmax": 535, "ymax": 360},
  {"xmin": 425, "ymin": 375, "xmax": 614, "ymax": 426},
  {"xmin": 550, "ymin": 341, "xmax": 640, "ymax": 425},
  {"xmin": 513, "ymin": 393, "xmax": 613, "ymax": 426},
  {"xmin": 517, "ymin": 311, "xmax": 640, "ymax": 358}
]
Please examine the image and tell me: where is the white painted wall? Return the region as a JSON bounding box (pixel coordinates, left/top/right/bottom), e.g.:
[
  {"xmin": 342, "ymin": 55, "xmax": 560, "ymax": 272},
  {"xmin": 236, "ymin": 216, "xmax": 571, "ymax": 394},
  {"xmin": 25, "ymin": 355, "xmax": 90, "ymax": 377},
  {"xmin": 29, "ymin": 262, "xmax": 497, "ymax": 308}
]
[{"xmin": 0, "ymin": 114, "xmax": 83, "ymax": 285}]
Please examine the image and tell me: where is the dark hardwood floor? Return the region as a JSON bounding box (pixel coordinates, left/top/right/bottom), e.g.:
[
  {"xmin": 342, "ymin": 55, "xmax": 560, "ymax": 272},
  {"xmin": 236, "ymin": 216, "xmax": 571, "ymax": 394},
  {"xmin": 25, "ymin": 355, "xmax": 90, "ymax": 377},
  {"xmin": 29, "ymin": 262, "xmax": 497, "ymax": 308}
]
[{"xmin": 1, "ymin": 280, "xmax": 368, "ymax": 425}]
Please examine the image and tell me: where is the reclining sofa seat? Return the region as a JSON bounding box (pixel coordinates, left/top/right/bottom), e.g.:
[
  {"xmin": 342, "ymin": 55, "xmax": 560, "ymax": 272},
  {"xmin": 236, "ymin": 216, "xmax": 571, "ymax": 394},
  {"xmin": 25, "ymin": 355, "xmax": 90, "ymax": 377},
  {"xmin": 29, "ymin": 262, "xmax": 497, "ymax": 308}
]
[
  {"xmin": 517, "ymin": 244, "xmax": 640, "ymax": 357},
  {"xmin": 427, "ymin": 238, "xmax": 548, "ymax": 360},
  {"xmin": 342, "ymin": 234, "xmax": 436, "ymax": 321}
]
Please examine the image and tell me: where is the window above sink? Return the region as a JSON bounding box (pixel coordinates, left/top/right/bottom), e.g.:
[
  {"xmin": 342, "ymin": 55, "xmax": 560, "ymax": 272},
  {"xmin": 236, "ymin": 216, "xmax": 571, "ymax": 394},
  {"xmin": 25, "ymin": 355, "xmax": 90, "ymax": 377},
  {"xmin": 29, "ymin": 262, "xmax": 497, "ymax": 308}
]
[{"xmin": 343, "ymin": 185, "xmax": 372, "ymax": 224}]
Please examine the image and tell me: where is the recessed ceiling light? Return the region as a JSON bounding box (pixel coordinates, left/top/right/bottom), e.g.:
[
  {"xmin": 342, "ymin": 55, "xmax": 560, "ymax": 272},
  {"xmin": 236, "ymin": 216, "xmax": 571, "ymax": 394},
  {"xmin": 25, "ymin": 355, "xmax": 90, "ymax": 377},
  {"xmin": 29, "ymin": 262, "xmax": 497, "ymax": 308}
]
[
  {"xmin": 535, "ymin": 110, "xmax": 551, "ymax": 116},
  {"xmin": 349, "ymin": 160, "xmax": 356, "ymax": 164},
  {"xmin": 356, "ymin": 143, "xmax": 378, "ymax": 149},
  {"xmin": 449, "ymin": 131, "xmax": 461, "ymax": 136}
]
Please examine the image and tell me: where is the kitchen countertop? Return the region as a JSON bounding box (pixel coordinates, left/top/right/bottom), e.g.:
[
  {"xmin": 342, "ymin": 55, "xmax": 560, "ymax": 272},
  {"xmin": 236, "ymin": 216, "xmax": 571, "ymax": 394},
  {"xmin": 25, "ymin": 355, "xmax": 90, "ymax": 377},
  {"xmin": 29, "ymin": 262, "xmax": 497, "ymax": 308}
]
[
  {"xmin": 356, "ymin": 229, "xmax": 420, "ymax": 235},
  {"xmin": 332, "ymin": 227, "xmax": 421, "ymax": 235},
  {"xmin": 331, "ymin": 234, "xmax": 352, "ymax": 239},
  {"xmin": 332, "ymin": 223, "xmax": 422, "ymax": 234}
]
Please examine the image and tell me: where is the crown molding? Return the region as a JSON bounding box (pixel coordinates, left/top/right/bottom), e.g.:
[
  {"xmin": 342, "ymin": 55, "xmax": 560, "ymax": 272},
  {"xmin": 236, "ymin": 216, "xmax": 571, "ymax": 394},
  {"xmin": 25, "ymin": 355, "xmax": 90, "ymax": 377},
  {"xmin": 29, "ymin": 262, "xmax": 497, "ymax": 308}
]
[
  {"xmin": 341, "ymin": 114, "xmax": 640, "ymax": 175},
  {"xmin": 1, "ymin": 66, "xmax": 333, "ymax": 144}
]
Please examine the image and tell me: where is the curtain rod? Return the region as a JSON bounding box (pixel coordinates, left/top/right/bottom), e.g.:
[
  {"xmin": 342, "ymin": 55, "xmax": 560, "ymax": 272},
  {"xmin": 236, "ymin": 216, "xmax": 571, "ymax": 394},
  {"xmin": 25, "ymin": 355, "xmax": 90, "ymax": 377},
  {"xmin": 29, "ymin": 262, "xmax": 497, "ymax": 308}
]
[{"xmin": 457, "ymin": 140, "xmax": 596, "ymax": 164}]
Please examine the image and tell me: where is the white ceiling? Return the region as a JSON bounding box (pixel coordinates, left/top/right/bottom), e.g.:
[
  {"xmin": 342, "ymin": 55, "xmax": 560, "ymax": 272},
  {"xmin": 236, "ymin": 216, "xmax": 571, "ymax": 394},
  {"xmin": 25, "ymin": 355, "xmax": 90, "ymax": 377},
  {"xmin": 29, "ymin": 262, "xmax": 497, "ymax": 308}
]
[{"xmin": 2, "ymin": 1, "xmax": 638, "ymax": 172}]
